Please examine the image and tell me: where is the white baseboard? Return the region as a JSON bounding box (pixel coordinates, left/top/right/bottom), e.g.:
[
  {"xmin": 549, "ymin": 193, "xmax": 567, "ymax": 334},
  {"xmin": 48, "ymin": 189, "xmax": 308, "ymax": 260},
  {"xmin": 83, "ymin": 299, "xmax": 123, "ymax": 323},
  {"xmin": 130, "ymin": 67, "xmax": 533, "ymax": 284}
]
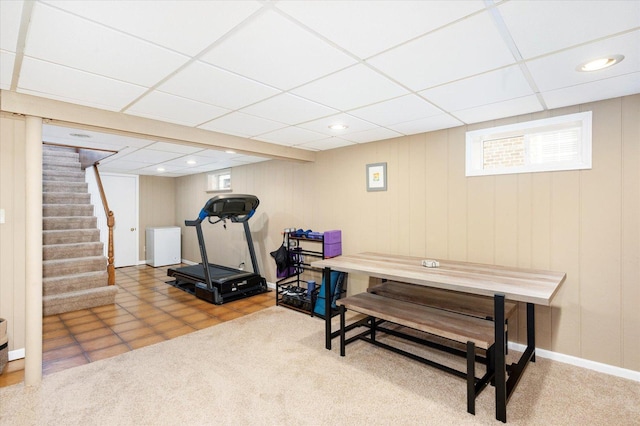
[
  {"xmin": 181, "ymin": 259, "xmax": 197, "ymax": 265},
  {"xmin": 508, "ymin": 342, "xmax": 640, "ymax": 382},
  {"xmin": 9, "ymin": 348, "xmax": 25, "ymax": 361}
]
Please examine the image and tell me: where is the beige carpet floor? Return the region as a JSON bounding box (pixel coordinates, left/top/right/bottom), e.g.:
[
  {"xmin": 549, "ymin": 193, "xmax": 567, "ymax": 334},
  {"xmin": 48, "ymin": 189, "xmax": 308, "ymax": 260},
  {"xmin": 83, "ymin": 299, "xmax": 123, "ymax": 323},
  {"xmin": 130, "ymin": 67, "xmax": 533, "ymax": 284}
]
[{"xmin": 1, "ymin": 306, "xmax": 638, "ymax": 425}]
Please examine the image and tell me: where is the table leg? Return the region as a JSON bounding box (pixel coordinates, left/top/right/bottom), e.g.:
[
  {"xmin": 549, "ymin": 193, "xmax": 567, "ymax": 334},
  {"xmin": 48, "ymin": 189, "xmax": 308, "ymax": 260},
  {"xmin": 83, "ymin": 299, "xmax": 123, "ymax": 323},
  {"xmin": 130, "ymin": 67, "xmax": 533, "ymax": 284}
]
[
  {"xmin": 494, "ymin": 294, "xmax": 507, "ymax": 423},
  {"xmin": 324, "ymin": 267, "xmax": 332, "ymax": 350}
]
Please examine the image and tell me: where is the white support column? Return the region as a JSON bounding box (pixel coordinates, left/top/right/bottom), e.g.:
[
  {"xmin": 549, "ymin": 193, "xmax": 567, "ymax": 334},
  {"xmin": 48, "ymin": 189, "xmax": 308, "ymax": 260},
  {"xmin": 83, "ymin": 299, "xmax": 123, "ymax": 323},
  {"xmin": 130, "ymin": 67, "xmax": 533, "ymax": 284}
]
[{"xmin": 24, "ymin": 115, "xmax": 42, "ymax": 386}]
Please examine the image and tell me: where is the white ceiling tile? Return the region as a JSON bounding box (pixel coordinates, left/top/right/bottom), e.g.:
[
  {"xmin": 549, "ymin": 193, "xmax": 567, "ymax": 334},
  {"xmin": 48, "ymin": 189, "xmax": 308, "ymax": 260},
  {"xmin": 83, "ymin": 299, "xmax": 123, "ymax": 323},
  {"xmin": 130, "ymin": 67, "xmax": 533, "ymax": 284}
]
[
  {"xmin": 44, "ymin": 0, "xmax": 261, "ymax": 56},
  {"xmin": 26, "ymin": 3, "xmax": 188, "ymax": 86},
  {"xmin": 160, "ymin": 155, "xmax": 218, "ymax": 168},
  {"xmin": 276, "ymin": 0, "xmax": 484, "ymax": 59},
  {"xmin": 0, "ymin": 0, "xmax": 23, "ymax": 52},
  {"xmin": 388, "ymin": 114, "xmax": 463, "ymax": 135},
  {"xmin": 349, "ymin": 95, "xmax": 443, "ymax": 126},
  {"xmin": 42, "ymin": 126, "xmax": 154, "ymax": 150},
  {"xmin": 291, "ymin": 64, "xmax": 409, "ymax": 111},
  {"xmin": 452, "ymin": 95, "xmax": 543, "ymax": 124},
  {"xmin": 192, "ymin": 150, "xmax": 237, "ymax": 159},
  {"xmin": 253, "ymin": 126, "xmax": 326, "ymax": 146},
  {"xmin": 145, "ymin": 142, "xmax": 202, "ymax": 154},
  {"xmin": 526, "ymin": 31, "xmax": 640, "ymax": 92},
  {"xmin": 297, "ymin": 113, "xmax": 378, "ymax": 137},
  {"xmin": 241, "ymin": 93, "xmax": 338, "ymax": 125},
  {"xmin": 0, "ymin": 51, "xmax": 15, "ymax": 90},
  {"xmin": 295, "ymin": 137, "xmax": 356, "ymax": 151},
  {"xmin": 137, "ymin": 163, "xmax": 185, "ymax": 175},
  {"xmin": 117, "ymin": 149, "xmax": 182, "ymax": 164},
  {"xmin": 18, "ymin": 57, "xmax": 147, "ymax": 111},
  {"xmin": 98, "ymin": 159, "xmax": 147, "ymax": 171},
  {"xmin": 198, "ymin": 112, "xmax": 287, "ymax": 138},
  {"xmin": 125, "ymin": 91, "xmax": 230, "ymax": 126},
  {"xmin": 200, "ymin": 9, "xmax": 356, "ymax": 90},
  {"xmin": 368, "ymin": 11, "xmax": 515, "ymax": 91},
  {"xmin": 540, "ymin": 72, "xmax": 640, "ymax": 110},
  {"xmin": 420, "ymin": 65, "xmax": 534, "ymax": 112},
  {"xmin": 98, "ymin": 147, "xmax": 144, "ymax": 164},
  {"xmin": 341, "ymin": 127, "xmax": 404, "ymax": 144},
  {"xmin": 158, "ymin": 61, "xmax": 280, "ymax": 110},
  {"xmin": 499, "ymin": 0, "xmax": 640, "ymax": 60}
]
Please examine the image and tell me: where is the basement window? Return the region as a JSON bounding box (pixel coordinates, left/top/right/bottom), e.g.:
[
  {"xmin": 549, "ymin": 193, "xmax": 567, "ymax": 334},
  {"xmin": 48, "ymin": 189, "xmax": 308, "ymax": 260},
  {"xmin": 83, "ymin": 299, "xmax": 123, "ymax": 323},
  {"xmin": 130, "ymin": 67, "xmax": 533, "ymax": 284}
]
[
  {"xmin": 465, "ymin": 112, "xmax": 592, "ymax": 176},
  {"xmin": 206, "ymin": 169, "xmax": 232, "ymax": 193}
]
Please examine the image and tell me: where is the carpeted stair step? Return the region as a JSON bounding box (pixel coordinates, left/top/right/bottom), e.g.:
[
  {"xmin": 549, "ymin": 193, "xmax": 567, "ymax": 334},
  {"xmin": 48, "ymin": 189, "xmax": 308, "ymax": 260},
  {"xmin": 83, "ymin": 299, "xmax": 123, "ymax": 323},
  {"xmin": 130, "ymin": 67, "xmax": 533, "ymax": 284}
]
[
  {"xmin": 42, "ymin": 170, "xmax": 86, "ymax": 182},
  {"xmin": 43, "ymin": 192, "xmax": 91, "ymax": 205},
  {"xmin": 43, "ymin": 242, "xmax": 104, "ymax": 260},
  {"xmin": 43, "ymin": 161, "xmax": 81, "ymax": 172},
  {"xmin": 43, "ymin": 181, "xmax": 88, "ymax": 193},
  {"xmin": 43, "ymin": 229, "xmax": 100, "ymax": 245},
  {"xmin": 43, "ymin": 256, "xmax": 107, "ymax": 278},
  {"xmin": 43, "ymin": 216, "xmax": 97, "ymax": 230},
  {"xmin": 43, "ymin": 285, "xmax": 118, "ymax": 317},
  {"xmin": 43, "ymin": 270, "xmax": 109, "ymax": 296},
  {"xmin": 43, "ymin": 204, "xmax": 94, "ymax": 217},
  {"xmin": 43, "ymin": 145, "xmax": 77, "ymax": 154}
]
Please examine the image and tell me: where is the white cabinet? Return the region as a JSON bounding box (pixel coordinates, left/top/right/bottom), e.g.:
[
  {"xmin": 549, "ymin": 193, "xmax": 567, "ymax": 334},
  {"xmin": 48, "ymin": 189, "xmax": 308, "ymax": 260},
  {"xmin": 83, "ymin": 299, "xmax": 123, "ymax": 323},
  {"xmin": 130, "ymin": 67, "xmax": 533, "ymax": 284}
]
[{"xmin": 145, "ymin": 227, "xmax": 181, "ymax": 267}]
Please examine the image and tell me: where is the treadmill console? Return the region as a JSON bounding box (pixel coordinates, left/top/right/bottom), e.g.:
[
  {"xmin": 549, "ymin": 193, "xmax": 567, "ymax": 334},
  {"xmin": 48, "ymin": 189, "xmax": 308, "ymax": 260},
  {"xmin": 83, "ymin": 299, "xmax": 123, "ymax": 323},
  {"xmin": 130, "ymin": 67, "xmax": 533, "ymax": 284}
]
[{"xmin": 198, "ymin": 194, "xmax": 259, "ymax": 223}]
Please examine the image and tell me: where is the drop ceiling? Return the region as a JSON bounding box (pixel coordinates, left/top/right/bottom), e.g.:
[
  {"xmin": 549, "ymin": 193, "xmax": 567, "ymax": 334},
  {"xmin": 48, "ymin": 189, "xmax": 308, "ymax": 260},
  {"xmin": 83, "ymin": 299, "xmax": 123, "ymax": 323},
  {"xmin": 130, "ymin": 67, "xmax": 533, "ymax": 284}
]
[{"xmin": 1, "ymin": 0, "xmax": 638, "ymax": 177}]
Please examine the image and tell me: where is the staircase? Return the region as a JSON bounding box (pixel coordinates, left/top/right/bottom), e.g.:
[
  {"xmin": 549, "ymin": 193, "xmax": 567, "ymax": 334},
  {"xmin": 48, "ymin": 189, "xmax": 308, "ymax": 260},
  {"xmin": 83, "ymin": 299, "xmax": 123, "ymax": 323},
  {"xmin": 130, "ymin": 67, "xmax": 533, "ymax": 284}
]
[{"xmin": 42, "ymin": 145, "xmax": 118, "ymax": 316}]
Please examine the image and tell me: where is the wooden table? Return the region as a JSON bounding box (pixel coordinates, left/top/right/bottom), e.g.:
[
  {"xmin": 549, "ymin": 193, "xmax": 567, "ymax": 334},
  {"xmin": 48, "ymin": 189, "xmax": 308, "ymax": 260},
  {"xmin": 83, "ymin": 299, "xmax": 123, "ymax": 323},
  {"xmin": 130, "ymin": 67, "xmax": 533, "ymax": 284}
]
[{"xmin": 311, "ymin": 252, "xmax": 566, "ymax": 423}]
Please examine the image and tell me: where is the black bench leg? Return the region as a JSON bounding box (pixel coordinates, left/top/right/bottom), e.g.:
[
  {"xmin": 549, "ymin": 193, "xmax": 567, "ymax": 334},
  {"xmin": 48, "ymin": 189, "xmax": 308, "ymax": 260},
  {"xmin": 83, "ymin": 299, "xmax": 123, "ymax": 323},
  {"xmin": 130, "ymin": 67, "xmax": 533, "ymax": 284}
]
[
  {"xmin": 340, "ymin": 305, "xmax": 346, "ymax": 357},
  {"xmin": 467, "ymin": 341, "xmax": 476, "ymax": 415}
]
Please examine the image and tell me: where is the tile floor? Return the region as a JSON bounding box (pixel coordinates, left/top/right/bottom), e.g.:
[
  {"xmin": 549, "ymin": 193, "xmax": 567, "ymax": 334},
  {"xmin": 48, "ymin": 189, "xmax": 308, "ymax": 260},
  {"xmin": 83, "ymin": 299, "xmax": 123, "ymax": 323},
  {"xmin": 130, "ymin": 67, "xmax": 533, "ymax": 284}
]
[{"xmin": 0, "ymin": 264, "xmax": 275, "ymax": 388}]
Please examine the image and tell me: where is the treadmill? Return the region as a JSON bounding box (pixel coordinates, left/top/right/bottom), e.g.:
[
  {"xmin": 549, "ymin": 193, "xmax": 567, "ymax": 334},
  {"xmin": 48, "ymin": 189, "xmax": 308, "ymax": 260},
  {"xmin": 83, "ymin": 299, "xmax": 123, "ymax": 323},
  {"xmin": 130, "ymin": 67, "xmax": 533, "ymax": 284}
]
[{"xmin": 167, "ymin": 194, "xmax": 268, "ymax": 305}]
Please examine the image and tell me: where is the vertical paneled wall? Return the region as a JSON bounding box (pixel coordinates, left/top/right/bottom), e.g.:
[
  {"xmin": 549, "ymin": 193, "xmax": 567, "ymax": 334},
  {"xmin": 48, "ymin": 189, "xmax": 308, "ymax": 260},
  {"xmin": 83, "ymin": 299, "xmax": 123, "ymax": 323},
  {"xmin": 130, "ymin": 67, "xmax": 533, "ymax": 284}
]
[
  {"xmin": 175, "ymin": 95, "xmax": 639, "ymax": 371},
  {"xmin": 138, "ymin": 175, "xmax": 177, "ymax": 261},
  {"xmin": 0, "ymin": 114, "xmax": 26, "ymax": 353}
]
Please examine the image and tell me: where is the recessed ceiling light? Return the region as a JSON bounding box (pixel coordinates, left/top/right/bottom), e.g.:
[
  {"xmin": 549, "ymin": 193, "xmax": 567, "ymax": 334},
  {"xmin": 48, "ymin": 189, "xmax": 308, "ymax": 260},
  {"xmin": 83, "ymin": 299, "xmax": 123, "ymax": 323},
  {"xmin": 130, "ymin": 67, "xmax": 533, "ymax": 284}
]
[
  {"xmin": 577, "ymin": 54, "xmax": 624, "ymax": 72},
  {"xmin": 328, "ymin": 123, "xmax": 348, "ymax": 131},
  {"xmin": 69, "ymin": 133, "xmax": 91, "ymax": 138},
  {"xmin": 225, "ymin": 150, "xmax": 236, "ymax": 154},
  {"xmin": 156, "ymin": 167, "xmax": 165, "ymax": 172},
  {"xmin": 186, "ymin": 160, "xmax": 196, "ymax": 165}
]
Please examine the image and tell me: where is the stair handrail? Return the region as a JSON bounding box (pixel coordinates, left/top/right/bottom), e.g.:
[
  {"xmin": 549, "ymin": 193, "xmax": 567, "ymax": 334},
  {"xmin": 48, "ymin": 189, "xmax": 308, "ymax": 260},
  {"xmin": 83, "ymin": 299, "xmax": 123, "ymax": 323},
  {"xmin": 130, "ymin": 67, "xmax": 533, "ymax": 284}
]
[{"xmin": 93, "ymin": 164, "xmax": 115, "ymax": 286}]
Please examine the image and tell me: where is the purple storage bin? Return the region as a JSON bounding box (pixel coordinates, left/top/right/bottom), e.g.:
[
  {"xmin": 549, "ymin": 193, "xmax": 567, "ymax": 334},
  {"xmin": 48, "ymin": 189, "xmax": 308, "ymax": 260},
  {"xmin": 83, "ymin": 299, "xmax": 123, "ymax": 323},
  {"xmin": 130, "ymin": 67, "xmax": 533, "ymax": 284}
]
[
  {"xmin": 324, "ymin": 242, "xmax": 342, "ymax": 258},
  {"xmin": 323, "ymin": 230, "xmax": 341, "ymax": 244}
]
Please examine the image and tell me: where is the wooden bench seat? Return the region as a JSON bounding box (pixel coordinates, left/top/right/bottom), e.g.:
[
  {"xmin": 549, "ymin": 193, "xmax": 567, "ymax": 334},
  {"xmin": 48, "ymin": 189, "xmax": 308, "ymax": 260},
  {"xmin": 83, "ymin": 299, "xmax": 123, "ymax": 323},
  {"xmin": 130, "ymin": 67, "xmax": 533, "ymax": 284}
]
[
  {"xmin": 368, "ymin": 280, "xmax": 518, "ymax": 321},
  {"xmin": 336, "ymin": 292, "xmax": 496, "ymax": 415},
  {"xmin": 338, "ymin": 292, "xmax": 495, "ymax": 349}
]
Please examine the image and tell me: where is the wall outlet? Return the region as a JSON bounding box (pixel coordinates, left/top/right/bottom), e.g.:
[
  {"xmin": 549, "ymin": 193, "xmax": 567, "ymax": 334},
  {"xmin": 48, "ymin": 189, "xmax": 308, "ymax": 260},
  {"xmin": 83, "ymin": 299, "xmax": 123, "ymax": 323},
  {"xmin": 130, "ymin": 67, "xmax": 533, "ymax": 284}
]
[{"xmin": 0, "ymin": 208, "xmax": 5, "ymax": 224}]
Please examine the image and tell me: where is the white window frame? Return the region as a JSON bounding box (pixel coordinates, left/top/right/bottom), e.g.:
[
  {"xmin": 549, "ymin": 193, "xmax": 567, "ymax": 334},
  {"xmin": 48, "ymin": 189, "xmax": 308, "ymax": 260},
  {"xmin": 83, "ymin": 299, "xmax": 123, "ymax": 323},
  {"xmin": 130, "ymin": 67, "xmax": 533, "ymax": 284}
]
[
  {"xmin": 206, "ymin": 168, "xmax": 232, "ymax": 193},
  {"xmin": 465, "ymin": 112, "xmax": 592, "ymax": 177}
]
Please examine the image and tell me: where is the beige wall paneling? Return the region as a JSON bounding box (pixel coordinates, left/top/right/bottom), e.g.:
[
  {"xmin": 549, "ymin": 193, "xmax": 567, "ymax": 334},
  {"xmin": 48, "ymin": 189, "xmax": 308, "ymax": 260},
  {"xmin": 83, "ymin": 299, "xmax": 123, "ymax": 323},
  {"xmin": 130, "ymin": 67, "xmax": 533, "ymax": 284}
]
[
  {"xmin": 424, "ymin": 131, "xmax": 449, "ymax": 260},
  {"xmin": 0, "ymin": 115, "xmax": 27, "ymax": 353},
  {"xmin": 549, "ymin": 170, "xmax": 581, "ymax": 356},
  {"xmin": 493, "ymin": 174, "xmax": 519, "ymax": 267},
  {"xmin": 394, "ymin": 137, "xmax": 411, "ymax": 256},
  {"xmin": 466, "ymin": 174, "xmax": 496, "ymax": 265},
  {"xmin": 446, "ymin": 126, "xmax": 468, "ymax": 261},
  {"xmin": 530, "ymin": 172, "xmax": 553, "ymax": 349},
  {"xmin": 138, "ymin": 176, "xmax": 177, "ymax": 262},
  {"xmin": 406, "ymin": 134, "xmax": 427, "ymax": 256},
  {"xmin": 621, "ymin": 95, "xmax": 640, "ymax": 371},
  {"xmin": 580, "ymin": 99, "xmax": 623, "ymax": 366}
]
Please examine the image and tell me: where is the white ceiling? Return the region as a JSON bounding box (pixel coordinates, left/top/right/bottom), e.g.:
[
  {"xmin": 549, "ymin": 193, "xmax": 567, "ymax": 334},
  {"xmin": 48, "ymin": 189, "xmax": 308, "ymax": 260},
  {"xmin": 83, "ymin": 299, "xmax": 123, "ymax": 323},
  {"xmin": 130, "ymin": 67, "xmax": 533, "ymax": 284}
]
[{"xmin": 1, "ymin": 0, "xmax": 639, "ymax": 177}]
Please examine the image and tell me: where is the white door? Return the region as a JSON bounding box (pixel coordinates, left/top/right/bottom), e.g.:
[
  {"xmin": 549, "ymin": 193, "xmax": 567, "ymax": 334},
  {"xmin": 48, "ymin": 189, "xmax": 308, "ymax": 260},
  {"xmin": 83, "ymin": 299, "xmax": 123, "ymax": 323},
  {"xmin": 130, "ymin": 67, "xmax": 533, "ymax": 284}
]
[{"xmin": 102, "ymin": 173, "xmax": 139, "ymax": 267}]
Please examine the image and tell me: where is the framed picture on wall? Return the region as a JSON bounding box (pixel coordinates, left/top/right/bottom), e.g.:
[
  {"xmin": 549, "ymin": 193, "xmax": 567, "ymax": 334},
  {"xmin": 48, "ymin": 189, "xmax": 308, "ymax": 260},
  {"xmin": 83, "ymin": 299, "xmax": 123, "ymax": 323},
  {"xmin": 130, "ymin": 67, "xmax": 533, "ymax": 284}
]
[{"xmin": 366, "ymin": 162, "xmax": 387, "ymax": 192}]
